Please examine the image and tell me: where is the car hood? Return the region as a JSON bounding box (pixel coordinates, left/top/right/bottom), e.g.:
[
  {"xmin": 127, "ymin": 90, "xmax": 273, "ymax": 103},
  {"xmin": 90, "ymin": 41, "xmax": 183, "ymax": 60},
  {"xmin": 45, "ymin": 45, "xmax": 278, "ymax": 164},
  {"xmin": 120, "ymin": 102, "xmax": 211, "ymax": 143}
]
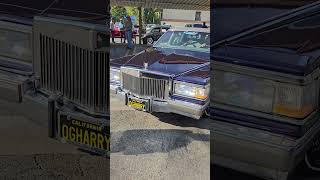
[
  {"xmin": 174, "ymin": 65, "xmax": 210, "ymax": 85},
  {"xmin": 212, "ymin": 2, "xmax": 320, "ymax": 76},
  {"xmin": 111, "ymin": 47, "xmax": 210, "ymax": 77},
  {"xmin": 0, "ymin": 0, "xmax": 107, "ymax": 25},
  {"xmin": 212, "ymin": 46, "xmax": 312, "ymax": 76}
]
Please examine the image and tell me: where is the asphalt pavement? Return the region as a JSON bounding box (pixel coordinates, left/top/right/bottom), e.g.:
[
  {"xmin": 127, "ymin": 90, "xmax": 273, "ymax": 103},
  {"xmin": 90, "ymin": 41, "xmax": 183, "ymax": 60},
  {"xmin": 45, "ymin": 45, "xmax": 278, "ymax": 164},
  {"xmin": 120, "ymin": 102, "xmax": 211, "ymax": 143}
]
[
  {"xmin": 0, "ymin": 100, "xmax": 109, "ymax": 180},
  {"xmin": 110, "ymin": 93, "xmax": 210, "ymax": 180},
  {"xmin": 110, "ymin": 93, "xmax": 320, "ymax": 180},
  {"xmin": 1, "ymin": 94, "xmax": 320, "ymax": 180}
]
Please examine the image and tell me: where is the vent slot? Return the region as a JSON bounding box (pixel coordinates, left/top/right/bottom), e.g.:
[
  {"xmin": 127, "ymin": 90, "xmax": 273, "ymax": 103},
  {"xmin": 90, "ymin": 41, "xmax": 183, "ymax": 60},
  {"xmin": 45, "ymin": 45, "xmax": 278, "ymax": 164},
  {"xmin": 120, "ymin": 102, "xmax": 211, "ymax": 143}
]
[{"xmin": 122, "ymin": 73, "xmax": 167, "ymax": 99}]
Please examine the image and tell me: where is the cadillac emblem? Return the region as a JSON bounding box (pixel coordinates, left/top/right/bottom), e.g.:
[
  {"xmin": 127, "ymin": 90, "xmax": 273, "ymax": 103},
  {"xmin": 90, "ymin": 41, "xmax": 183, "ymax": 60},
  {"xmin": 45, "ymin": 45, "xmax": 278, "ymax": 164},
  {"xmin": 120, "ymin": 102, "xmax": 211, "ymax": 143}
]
[{"xmin": 143, "ymin": 62, "xmax": 148, "ymax": 69}]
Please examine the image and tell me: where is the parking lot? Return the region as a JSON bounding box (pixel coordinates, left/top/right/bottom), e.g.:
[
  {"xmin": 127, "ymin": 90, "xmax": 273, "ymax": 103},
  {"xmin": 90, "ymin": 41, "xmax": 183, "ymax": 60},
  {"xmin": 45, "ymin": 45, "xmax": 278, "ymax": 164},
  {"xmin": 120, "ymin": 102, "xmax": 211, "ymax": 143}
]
[
  {"xmin": 0, "ymin": 100, "xmax": 109, "ymax": 180},
  {"xmin": 110, "ymin": 93, "xmax": 210, "ymax": 180},
  {"xmin": 110, "ymin": 93, "xmax": 320, "ymax": 180}
]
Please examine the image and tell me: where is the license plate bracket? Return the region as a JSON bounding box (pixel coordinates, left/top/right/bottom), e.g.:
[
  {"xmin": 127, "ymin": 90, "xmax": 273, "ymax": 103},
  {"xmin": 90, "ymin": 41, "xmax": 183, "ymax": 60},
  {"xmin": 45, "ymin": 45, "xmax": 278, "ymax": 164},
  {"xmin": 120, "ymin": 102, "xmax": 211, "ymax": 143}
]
[
  {"xmin": 57, "ymin": 112, "xmax": 110, "ymax": 155},
  {"xmin": 127, "ymin": 96, "xmax": 149, "ymax": 112}
]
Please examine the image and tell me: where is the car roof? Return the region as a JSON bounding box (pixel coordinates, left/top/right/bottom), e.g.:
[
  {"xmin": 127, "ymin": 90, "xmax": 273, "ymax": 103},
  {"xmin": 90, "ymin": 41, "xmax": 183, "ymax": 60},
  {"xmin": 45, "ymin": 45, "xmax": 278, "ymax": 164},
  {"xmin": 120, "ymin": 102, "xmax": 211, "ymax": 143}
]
[
  {"xmin": 169, "ymin": 27, "xmax": 210, "ymax": 33},
  {"xmin": 152, "ymin": 25, "xmax": 169, "ymax": 28}
]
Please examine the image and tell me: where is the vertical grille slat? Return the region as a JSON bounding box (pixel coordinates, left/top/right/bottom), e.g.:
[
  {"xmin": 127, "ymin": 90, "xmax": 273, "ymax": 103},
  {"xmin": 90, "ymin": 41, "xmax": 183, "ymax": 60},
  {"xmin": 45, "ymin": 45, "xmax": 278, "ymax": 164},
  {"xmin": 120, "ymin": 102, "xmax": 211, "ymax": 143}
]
[
  {"xmin": 38, "ymin": 35, "xmax": 107, "ymax": 113},
  {"xmin": 122, "ymin": 73, "xmax": 167, "ymax": 99}
]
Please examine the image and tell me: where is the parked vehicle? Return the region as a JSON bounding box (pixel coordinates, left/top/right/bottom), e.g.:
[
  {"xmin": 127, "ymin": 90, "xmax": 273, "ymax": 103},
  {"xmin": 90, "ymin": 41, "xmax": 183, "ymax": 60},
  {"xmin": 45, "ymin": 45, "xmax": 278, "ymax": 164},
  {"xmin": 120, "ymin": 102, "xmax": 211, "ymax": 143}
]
[
  {"xmin": 113, "ymin": 22, "xmax": 123, "ymax": 37},
  {"xmin": 210, "ymin": 1, "xmax": 320, "ymax": 179},
  {"xmin": 142, "ymin": 25, "xmax": 171, "ymax": 45},
  {"xmin": 0, "ymin": 0, "xmax": 109, "ymax": 156},
  {"xmin": 185, "ymin": 23, "xmax": 203, "ymax": 28},
  {"xmin": 146, "ymin": 24, "xmax": 157, "ymax": 31},
  {"xmin": 110, "ymin": 28, "xmax": 210, "ymax": 119},
  {"xmin": 133, "ymin": 24, "xmax": 146, "ymax": 35}
]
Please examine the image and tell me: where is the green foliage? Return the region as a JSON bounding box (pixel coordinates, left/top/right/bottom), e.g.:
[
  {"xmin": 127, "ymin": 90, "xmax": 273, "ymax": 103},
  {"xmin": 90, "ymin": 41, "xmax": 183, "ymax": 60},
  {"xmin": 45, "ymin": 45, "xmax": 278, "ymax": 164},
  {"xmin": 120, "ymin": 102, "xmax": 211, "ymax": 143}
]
[
  {"xmin": 111, "ymin": 6, "xmax": 162, "ymax": 25},
  {"xmin": 143, "ymin": 8, "xmax": 162, "ymax": 24},
  {"xmin": 127, "ymin": 7, "xmax": 140, "ymax": 24},
  {"xmin": 127, "ymin": 7, "xmax": 138, "ymax": 17},
  {"xmin": 111, "ymin": 6, "xmax": 127, "ymax": 22}
]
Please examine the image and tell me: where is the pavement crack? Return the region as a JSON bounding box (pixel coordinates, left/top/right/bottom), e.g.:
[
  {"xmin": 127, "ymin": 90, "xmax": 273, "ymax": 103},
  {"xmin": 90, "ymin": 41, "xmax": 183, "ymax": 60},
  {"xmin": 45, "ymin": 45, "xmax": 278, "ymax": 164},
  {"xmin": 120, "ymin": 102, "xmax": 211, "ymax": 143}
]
[{"xmin": 77, "ymin": 155, "xmax": 85, "ymax": 177}]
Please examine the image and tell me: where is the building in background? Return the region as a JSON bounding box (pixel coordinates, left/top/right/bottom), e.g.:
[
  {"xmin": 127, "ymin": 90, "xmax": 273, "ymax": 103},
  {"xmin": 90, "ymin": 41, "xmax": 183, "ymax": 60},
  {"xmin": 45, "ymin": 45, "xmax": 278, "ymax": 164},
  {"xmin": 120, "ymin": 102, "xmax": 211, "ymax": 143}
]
[{"xmin": 161, "ymin": 9, "xmax": 210, "ymax": 27}]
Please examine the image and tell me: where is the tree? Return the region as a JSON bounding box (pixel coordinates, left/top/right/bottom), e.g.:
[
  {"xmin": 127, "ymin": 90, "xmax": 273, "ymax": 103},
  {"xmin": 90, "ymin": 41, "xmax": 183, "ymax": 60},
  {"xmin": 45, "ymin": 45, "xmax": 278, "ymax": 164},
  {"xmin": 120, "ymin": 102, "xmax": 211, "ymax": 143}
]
[
  {"xmin": 127, "ymin": 7, "xmax": 140, "ymax": 24},
  {"xmin": 143, "ymin": 8, "xmax": 162, "ymax": 24},
  {"xmin": 127, "ymin": 7, "xmax": 138, "ymax": 17},
  {"xmin": 111, "ymin": 6, "xmax": 127, "ymax": 22}
]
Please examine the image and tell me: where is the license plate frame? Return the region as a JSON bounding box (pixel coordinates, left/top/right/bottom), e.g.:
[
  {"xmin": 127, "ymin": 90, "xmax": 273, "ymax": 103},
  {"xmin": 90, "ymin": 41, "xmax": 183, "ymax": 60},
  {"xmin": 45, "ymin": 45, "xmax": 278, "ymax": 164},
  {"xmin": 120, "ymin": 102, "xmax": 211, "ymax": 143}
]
[
  {"xmin": 57, "ymin": 112, "xmax": 110, "ymax": 155},
  {"xmin": 127, "ymin": 96, "xmax": 149, "ymax": 112}
]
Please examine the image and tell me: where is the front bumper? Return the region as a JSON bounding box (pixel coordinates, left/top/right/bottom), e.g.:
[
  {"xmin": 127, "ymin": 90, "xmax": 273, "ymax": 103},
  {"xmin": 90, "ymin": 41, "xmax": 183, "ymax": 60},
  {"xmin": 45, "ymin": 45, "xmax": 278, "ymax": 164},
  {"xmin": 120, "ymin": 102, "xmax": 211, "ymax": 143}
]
[
  {"xmin": 210, "ymin": 115, "xmax": 320, "ymax": 180},
  {"xmin": 0, "ymin": 69, "xmax": 110, "ymax": 156},
  {"xmin": 111, "ymin": 85, "xmax": 208, "ymax": 119}
]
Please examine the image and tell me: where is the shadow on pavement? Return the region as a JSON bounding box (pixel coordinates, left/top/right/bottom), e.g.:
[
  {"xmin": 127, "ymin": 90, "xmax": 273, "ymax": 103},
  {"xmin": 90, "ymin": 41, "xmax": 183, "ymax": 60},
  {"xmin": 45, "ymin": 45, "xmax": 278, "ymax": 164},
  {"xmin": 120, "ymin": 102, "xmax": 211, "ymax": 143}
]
[
  {"xmin": 152, "ymin": 112, "xmax": 211, "ymax": 131},
  {"xmin": 111, "ymin": 129, "xmax": 209, "ymax": 155}
]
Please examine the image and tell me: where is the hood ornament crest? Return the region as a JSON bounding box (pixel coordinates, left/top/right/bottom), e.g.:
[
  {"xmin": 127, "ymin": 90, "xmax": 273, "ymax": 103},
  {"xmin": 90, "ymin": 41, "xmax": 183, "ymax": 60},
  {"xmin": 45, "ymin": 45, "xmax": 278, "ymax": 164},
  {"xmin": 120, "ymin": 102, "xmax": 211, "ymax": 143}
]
[{"xmin": 143, "ymin": 62, "xmax": 148, "ymax": 69}]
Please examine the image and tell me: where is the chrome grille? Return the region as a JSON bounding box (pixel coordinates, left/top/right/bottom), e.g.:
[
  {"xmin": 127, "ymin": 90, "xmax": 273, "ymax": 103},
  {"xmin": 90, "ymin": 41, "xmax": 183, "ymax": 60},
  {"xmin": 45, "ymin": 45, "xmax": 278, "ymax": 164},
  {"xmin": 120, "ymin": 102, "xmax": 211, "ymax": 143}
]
[
  {"xmin": 39, "ymin": 34, "xmax": 108, "ymax": 113},
  {"xmin": 122, "ymin": 73, "xmax": 167, "ymax": 99}
]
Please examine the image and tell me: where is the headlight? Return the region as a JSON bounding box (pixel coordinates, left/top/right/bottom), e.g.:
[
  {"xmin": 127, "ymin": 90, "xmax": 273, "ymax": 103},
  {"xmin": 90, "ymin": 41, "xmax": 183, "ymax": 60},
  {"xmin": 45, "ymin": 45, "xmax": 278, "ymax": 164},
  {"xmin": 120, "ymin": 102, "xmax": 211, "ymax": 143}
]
[
  {"xmin": 174, "ymin": 81, "xmax": 209, "ymax": 100},
  {"xmin": 0, "ymin": 28, "xmax": 32, "ymax": 63},
  {"xmin": 212, "ymin": 70, "xmax": 318, "ymax": 119},
  {"xmin": 273, "ymin": 82, "xmax": 317, "ymax": 118},
  {"xmin": 110, "ymin": 68, "xmax": 120, "ymax": 84}
]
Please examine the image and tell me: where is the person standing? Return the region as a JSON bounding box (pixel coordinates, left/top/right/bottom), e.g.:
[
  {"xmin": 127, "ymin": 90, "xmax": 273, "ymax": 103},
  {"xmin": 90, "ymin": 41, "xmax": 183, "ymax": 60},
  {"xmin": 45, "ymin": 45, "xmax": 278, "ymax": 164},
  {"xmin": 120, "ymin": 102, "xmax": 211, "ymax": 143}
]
[
  {"xmin": 124, "ymin": 16, "xmax": 133, "ymax": 49},
  {"xmin": 110, "ymin": 17, "xmax": 115, "ymax": 43},
  {"xmin": 202, "ymin": 22, "xmax": 208, "ymax": 28},
  {"xmin": 119, "ymin": 17, "xmax": 125, "ymax": 43}
]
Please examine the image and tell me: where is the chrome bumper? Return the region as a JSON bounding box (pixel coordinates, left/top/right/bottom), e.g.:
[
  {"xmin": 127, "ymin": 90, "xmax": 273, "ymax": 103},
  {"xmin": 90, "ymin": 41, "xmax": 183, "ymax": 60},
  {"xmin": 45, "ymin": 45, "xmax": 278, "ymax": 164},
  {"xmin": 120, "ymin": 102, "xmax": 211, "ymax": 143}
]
[
  {"xmin": 210, "ymin": 117, "xmax": 320, "ymax": 180},
  {"xmin": 111, "ymin": 86, "xmax": 208, "ymax": 119},
  {"xmin": 0, "ymin": 69, "xmax": 49, "ymax": 124}
]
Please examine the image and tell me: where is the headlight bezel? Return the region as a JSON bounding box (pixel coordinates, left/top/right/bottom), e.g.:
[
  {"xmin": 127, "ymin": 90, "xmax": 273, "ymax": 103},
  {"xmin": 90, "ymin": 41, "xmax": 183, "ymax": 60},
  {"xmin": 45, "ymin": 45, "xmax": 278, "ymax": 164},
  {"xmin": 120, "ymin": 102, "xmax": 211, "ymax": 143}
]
[
  {"xmin": 110, "ymin": 68, "xmax": 120, "ymax": 84},
  {"xmin": 212, "ymin": 69, "xmax": 319, "ymax": 119},
  {"xmin": 0, "ymin": 20, "xmax": 33, "ymax": 63},
  {"xmin": 173, "ymin": 81, "xmax": 209, "ymax": 100}
]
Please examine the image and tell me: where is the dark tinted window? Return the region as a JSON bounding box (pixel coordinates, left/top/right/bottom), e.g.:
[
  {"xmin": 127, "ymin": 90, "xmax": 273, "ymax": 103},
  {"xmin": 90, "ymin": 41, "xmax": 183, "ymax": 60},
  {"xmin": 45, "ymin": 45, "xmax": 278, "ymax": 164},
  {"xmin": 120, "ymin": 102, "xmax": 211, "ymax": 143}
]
[
  {"xmin": 193, "ymin": 24, "xmax": 203, "ymax": 28},
  {"xmin": 195, "ymin": 11, "xmax": 201, "ymax": 21},
  {"xmin": 152, "ymin": 28, "xmax": 161, "ymax": 33}
]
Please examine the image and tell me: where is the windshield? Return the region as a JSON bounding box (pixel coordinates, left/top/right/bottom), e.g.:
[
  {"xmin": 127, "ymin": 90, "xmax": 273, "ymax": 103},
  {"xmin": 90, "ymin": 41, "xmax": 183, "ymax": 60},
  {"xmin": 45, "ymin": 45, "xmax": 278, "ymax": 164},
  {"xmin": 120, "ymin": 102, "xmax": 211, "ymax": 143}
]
[{"xmin": 154, "ymin": 31, "xmax": 210, "ymax": 53}]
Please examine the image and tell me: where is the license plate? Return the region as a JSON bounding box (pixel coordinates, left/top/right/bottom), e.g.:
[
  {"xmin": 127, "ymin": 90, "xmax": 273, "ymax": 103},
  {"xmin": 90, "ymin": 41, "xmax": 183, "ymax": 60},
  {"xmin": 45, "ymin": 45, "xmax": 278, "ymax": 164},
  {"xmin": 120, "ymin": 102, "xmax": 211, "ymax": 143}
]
[
  {"xmin": 58, "ymin": 114, "xmax": 110, "ymax": 153},
  {"xmin": 128, "ymin": 97, "xmax": 147, "ymax": 111}
]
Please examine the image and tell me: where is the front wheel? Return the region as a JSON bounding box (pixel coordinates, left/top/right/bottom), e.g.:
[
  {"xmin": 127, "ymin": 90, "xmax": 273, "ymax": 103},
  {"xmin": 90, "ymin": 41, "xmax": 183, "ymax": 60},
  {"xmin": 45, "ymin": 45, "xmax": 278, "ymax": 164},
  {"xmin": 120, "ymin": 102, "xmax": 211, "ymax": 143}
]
[
  {"xmin": 297, "ymin": 135, "xmax": 320, "ymax": 176},
  {"xmin": 305, "ymin": 150, "xmax": 320, "ymax": 172},
  {"xmin": 305, "ymin": 133, "xmax": 320, "ymax": 171},
  {"xmin": 147, "ymin": 37, "xmax": 154, "ymax": 45}
]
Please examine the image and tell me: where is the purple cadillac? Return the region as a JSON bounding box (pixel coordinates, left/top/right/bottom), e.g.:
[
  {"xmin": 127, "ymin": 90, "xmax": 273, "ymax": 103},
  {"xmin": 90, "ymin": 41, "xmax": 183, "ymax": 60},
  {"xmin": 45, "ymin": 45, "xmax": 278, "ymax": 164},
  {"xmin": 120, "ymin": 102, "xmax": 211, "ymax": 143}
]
[{"xmin": 110, "ymin": 28, "xmax": 210, "ymax": 119}]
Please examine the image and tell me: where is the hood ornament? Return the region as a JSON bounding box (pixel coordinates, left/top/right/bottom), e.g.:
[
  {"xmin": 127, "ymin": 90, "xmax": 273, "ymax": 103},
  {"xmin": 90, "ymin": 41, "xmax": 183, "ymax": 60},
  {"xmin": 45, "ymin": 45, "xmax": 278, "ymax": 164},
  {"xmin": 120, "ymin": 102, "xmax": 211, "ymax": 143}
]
[{"xmin": 143, "ymin": 62, "xmax": 148, "ymax": 69}]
